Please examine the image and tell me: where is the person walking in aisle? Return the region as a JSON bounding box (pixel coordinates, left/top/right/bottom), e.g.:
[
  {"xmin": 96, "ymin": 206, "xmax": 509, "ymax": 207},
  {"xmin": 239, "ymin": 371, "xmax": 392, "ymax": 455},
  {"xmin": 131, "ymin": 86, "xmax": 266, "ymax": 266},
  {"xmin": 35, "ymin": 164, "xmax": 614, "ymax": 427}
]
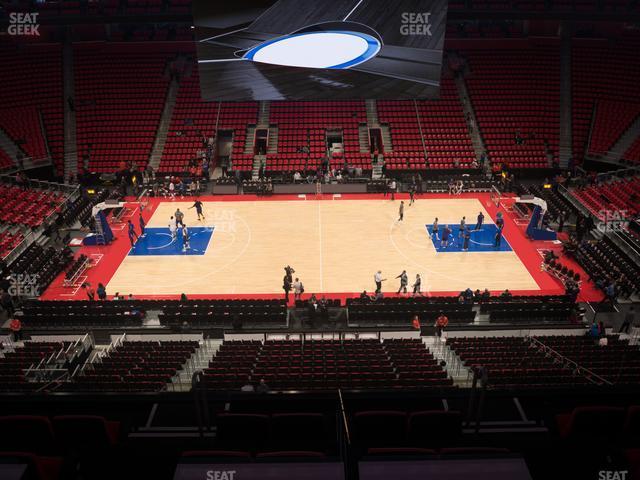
[
  {"xmin": 619, "ymin": 306, "xmax": 635, "ymax": 334},
  {"xmin": 435, "ymin": 312, "xmax": 449, "ymax": 337},
  {"xmin": 396, "ymin": 270, "xmax": 408, "ymax": 294}
]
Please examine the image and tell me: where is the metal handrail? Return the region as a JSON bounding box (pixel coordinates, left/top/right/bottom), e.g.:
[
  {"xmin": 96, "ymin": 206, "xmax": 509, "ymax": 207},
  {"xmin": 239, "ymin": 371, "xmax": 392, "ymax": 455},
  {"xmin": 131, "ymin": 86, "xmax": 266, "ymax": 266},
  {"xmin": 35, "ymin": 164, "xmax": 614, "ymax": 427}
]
[
  {"xmin": 527, "ymin": 336, "xmax": 612, "ymax": 386},
  {"xmin": 337, "ymin": 388, "xmax": 351, "ymax": 445}
]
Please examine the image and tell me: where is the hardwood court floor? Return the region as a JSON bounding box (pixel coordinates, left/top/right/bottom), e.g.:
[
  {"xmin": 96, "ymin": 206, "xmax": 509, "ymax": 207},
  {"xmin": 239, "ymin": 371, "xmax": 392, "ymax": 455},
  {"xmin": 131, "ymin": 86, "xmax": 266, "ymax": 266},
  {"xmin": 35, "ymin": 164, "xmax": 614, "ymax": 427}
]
[{"xmin": 106, "ymin": 198, "xmax": 540, "ymax": 296}]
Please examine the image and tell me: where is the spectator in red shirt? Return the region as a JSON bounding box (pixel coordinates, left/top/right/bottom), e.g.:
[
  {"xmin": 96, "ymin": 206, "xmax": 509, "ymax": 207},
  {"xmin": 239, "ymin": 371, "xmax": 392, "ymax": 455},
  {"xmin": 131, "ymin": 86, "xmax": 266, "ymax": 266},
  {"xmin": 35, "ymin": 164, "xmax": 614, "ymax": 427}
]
[
  {"xmin": 9, "ymin": 318, "xmax": 22, "ymax": 342},
  {"xmin": 435, "ymin": 312, "xmax": 449, "ymax": 337}
]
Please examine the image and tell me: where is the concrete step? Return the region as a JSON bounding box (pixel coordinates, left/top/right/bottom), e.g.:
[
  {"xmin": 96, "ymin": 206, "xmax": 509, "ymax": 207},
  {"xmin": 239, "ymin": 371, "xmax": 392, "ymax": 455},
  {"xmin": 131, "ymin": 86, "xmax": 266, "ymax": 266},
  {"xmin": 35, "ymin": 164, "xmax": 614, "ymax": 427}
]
[
  {"xmin": 244, "ymin": 126, "xmax": 257, "ymax": 155},
  {"xmin": 454, "ymin": 74, "xmax": 485, "ymax": 161}
]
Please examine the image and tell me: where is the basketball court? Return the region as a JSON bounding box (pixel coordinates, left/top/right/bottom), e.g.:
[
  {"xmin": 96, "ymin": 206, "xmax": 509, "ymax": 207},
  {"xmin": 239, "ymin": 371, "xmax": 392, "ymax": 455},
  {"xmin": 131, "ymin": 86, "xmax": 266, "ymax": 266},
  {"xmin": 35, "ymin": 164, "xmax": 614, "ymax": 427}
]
[{"xmin": 40, "ymin": 192, "xmax": 566, "ymax": 299}]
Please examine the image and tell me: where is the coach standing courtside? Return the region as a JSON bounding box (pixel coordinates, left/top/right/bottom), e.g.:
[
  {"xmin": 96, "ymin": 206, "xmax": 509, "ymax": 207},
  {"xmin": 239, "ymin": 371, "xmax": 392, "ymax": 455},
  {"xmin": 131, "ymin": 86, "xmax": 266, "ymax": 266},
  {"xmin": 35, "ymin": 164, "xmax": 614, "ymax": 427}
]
[{"xmin": 374, "ymin": 271, "xmax": 386, "ymax": 294}]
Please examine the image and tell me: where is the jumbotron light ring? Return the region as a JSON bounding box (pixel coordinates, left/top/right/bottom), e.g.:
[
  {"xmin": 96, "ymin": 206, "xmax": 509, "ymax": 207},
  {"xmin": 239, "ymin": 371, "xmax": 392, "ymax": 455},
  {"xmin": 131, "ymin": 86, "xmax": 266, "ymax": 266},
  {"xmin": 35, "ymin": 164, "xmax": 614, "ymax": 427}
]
[
  {"xmin": 242, "ymin": 30, "xmax": 381, "ymax": 70},
  {"xmin": 237, "ymin": 21, "xmax": 383, "ymax": 70}
]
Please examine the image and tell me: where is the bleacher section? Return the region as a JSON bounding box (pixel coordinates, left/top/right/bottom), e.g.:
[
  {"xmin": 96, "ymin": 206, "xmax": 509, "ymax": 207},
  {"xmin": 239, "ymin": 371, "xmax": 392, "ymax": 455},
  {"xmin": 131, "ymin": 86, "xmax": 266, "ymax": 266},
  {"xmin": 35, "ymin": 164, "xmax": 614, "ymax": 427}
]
[
  {"xmin": 588, "ymin": 100, "xmax": 640, "ymax": 156},
  {"xmin": 267, "ymin": 101, "xmax": 369, "ymax": 173},
  {"xmin": 0, "ymin": 231, "xmax": 23, "ymax": 259},
  {"xmin": 0, "ymin": 183, "xmax": 65, "ymax": 229},
  {"xmin": 0, "ymin": 342, "xmax": 63, "ymax": 392},
  {"xmin": 19, "ymin": 299, "xmax": 287, "ymax": 330},
  {"xmin": 161, "ymin": 66, "xmax": 218, "ymax": 173},
  {"xmin": 159, "ymin": 299, "xmax": 287, "ymax": 328},
  {"xmin": 572, "ymin": 175, "xmax": 640, "ymax": 219},
  {"xmin": 463, "ymin": 41, "xmax": 560, "ymax": 168},
  {"xmin": 447, "ymin": 336, "xmax": 595, "ymax": 388},
  {"xmin": 0, "ymin": 44, "xmax": 63, "ymax": 169},
  {"xmin": 0, "ymin": 149, "xmax": 13, "ymax": 170},
  {"xmin": 572, "ymin": 33, "xmax": 640, "ymax": 161},
  {"xmin": 67, "ymin": 340, "xmax": 197, "ymax": 392},
  {"xmin": 537, "ymin": 335, "xmax": 640, "ymax": 384},
  {"xmin": 9, "ymin": 244, "xmax": 74, "ymax": 295},
  {"xmin": 625, "ymin": 136, "xmax": 640, "ymax": 164},
  {"xmin": 202, "ymin": 339, "xmax": 452, "ymax": 391},
  {"xmin": 347, "ymin": 297, "xmax": 475, "ymax": 327},
  {"xmin": 574, "ymin": 236, "xmax": 640, "ymax": 298},
  {"xmin": 73, "ymin": 42, "xmax": 183, "ymax": 172},
  {"xmin": 377, "ymin": 78, "xmax": 475, "ymax": 170}
]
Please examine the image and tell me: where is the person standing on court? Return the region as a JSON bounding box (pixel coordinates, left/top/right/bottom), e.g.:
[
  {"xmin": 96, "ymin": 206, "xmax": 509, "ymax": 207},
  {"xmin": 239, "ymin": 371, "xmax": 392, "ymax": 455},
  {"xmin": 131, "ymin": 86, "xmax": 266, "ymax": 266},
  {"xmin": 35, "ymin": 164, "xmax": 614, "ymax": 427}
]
[
  {"xmin": 127, "ymin": 219, "xmax": 138, "ymax": 247},
  {"xmin": 475, "ymin": 212, "xmax": 484, "ymax": 231},
  {"xmin": 432, "ymin": 217, "xmax": 439, "ymax": 240},
  {"xmin": 463, "ymin": 226, "xmax": 471, "ymax": 251},
  {"xmin": 175, "ymin": 208, "xmax": 184, "ymax": 227},
  {"xmin": 389, "ymin": 179, "xmax": 396, "ymax": 200},
  {"xmin": 182, "ymin": 224, "xmax": 190, "ymax": 252},
  {"xmin": 169, "ymin": 216, "xmax": 177, "ymax": 240},
  {"xmin": 412, "ymin": 274, "xmax": 422, "ymax": 296},
  {"xmin": 139, "ymin": 213, "xmax": 146, "ymax": 237},
  {"xmin": 82, "ymin": 283, "xmax": 95, "ymax": 301},
  {"xmin": 396, "ymin": 270, "xmax": 408, "ymax": 294},
  {"xmin": 398, "ymin": 201, "xmax": 404, "ymax": 222},
  {"xmin": 409, "ymin": 185, "xmax": 415, "ymax": 205},
  {"xmin": 494, "ymin": 228, "xmax": 502, "ymax": 248},
  {"xmin": 293, "ymin": 277, "xmax": 304, "ymax": 301},
  {"xmin": 189, "ymin": 198, "xmax": 205, "ymax": 221},
  {"xmin": 441, "ymin": 225, "xmax": 451, "ymax": 248},
  {"xmin": 459, "ymin": 216, "xmax": 466, "ymax": 238},
  {"xmin": 283, "ymin": 275, "xmax": 291, "ymax": 302},
  {"xmin": 374, "ymin": 270, "xmax": 386, "ymax": 294},
  {"xmin": 284, "ymin": 265, "xmax": 295, "ymax": 285},
  {"xmin": 97, "ymin": 283, "xmax": 107, "ymax": 300}
]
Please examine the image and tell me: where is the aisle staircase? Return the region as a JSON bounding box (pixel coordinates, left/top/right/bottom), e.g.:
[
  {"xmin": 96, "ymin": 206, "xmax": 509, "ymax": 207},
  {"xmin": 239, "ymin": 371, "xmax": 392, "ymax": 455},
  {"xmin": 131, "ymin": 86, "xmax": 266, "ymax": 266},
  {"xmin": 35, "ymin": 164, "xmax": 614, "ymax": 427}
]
[{"xmin": 148, "ymin": 77, "xmax": 180, "ymax": 171}]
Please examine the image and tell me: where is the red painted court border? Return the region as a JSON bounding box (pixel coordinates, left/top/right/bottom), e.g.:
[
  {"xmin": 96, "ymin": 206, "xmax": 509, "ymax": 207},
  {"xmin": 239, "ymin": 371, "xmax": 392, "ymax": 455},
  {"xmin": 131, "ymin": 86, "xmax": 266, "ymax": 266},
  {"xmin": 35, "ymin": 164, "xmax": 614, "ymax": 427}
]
[{"xmin": 39, "ymin": 193, "xmax": 603, "ymax": 302}]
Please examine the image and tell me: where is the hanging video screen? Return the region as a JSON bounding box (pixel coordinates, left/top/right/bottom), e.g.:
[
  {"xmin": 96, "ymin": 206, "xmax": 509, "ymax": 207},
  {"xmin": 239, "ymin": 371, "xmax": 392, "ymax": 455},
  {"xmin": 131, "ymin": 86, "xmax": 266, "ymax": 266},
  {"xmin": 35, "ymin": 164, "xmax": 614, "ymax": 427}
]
[{"xmin": 193, "ymin": 0, "xmax": 449, "ymax": 100}]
